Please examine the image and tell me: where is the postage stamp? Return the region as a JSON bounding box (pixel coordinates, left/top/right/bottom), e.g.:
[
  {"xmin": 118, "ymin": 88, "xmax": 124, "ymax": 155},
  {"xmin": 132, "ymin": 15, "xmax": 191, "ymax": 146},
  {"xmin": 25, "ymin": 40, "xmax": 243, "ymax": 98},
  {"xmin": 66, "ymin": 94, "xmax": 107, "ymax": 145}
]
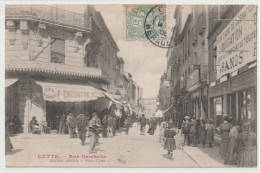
[{"xmin": 125, "ymin": 5, "xmax": 166, "ymax": 40}]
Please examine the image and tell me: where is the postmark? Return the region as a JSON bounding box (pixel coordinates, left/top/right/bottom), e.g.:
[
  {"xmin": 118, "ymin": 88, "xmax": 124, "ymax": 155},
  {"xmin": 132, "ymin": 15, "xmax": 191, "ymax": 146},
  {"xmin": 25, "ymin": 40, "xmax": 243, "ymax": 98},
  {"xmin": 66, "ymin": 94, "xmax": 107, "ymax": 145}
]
[{"xmin": 144, "ymin": 5, "xmax": 175, "ymax": 48}]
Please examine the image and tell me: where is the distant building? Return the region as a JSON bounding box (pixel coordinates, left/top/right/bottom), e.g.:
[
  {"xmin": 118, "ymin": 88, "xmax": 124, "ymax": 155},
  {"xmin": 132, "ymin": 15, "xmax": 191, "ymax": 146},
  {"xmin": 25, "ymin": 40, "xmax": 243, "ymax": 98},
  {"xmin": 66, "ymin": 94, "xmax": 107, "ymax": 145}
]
[{"xmin": 141, "ymin": 98, "xmax": 157, "ymax": 118}]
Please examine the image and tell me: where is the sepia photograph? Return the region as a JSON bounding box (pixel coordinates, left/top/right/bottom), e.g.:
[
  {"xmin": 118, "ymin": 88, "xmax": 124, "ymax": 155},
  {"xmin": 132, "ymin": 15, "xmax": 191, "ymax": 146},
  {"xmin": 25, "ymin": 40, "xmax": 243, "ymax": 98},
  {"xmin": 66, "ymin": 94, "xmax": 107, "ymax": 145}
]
[{"xmin": 3, "ymin": 2, "xmax": 258, "ymax": 168}]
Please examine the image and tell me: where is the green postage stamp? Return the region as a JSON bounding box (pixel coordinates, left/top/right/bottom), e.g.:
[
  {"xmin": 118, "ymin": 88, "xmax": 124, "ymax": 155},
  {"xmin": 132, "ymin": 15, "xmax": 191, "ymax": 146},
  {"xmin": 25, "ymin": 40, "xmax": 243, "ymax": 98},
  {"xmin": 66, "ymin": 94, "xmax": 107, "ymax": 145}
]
[{"xmin": 125, "ymin": 5, "xmax": 167, "ymax": 40}]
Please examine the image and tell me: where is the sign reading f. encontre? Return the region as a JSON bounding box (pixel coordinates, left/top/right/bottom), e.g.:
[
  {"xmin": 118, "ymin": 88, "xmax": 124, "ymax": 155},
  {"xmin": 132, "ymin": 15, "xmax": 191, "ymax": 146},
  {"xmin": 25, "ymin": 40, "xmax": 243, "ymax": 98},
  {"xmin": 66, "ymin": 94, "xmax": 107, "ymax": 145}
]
[{"xmin": 216, "ymin": 5, "xmax": 257, "ymax": 79}]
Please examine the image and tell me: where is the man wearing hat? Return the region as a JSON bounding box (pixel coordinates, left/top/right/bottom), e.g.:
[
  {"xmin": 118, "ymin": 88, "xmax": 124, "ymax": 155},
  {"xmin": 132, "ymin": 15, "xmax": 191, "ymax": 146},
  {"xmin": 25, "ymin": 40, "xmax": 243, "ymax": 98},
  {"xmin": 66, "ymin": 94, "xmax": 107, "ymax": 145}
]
[
  {"xmin": 88, "ymin": 112, "xmax": 101, "ymax": 153},
  {"xmin": 140, "ymin": 114, "xmax": 146, "ymax": 135},
  {"xmin": 77, "ymin": 114, "xmax": 89, "ymax": 146},
  {"xmin": 181, "ymin": 116, "xmax": 191, "ymax": 146},
  {"xmin": 68, "ymin": 112, "xmax": 78, "ymax": 138}
]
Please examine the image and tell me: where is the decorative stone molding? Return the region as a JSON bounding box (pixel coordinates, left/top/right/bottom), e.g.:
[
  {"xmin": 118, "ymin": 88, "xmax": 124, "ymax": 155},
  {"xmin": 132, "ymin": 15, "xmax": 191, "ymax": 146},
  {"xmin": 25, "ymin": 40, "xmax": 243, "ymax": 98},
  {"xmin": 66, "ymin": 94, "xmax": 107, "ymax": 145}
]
[
  {"xmin": 9, "ymin": 38, "xmax": 16, "ymax": 45},
  {"xmin": 21, "ymin": 41, "xmax": 28, "ymax": 50}
]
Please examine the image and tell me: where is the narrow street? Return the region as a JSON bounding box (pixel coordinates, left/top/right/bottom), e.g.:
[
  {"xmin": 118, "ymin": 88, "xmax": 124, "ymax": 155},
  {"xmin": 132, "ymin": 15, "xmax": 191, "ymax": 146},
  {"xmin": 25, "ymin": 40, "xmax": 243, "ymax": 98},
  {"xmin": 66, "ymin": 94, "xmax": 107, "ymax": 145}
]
[{"xmin": 6, "ymin": 124, "xmax": 199, "ymax": 167}]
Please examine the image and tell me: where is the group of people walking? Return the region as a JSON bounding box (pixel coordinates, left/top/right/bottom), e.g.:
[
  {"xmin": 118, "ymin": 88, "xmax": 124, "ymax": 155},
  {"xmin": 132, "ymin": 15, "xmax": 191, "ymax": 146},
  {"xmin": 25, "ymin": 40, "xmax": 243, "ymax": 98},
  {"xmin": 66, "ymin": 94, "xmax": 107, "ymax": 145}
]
[
  {"xmin": 219, "ymin": 116, "xmax": 257, "ymax": 167},
  {"xmin": 181, "ymin": 116, "xmax": 215, "ymax": 148},
  {"xmin": 64, "ymin": 110, "xmax": 133, "ymax": 153}
]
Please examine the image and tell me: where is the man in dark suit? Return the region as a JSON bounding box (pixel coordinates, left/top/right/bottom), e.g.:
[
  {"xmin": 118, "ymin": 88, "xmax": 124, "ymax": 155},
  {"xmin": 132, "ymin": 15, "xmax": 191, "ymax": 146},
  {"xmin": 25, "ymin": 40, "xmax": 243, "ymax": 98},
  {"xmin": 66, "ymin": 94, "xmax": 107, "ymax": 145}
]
[
  {"xmin": 88, "ymin": 112, "xmax": 101, "ymax": 153},
  {"xmin": 77, "ymin": 114, "xmax": 89, "ymax": 146},
  {"xmin": 140, "ymin": 114, "xmax": 146, "ymax": 135}
]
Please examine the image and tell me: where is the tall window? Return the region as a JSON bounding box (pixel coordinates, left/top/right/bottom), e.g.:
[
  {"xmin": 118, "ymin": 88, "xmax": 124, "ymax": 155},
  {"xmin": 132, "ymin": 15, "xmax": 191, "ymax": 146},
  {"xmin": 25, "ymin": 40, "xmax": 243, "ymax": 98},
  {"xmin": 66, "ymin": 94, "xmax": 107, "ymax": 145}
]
[
  {"xmin": 51, "ymin": 38, "xmax": 65, "ymax": 64},
  {"xmin": 188, "ymin": 29, "xmax": 191, "ymax": 56},
  {"xmin": 213, "ymin": 47, "xmax": 217, "ymax": 72}
]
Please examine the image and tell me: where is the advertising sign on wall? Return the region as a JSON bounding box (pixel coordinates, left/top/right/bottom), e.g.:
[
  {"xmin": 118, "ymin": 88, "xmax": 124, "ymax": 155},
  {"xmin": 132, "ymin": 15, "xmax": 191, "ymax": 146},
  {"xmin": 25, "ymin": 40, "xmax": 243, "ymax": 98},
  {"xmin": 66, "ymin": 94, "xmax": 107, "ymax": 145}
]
[{"xmin": 216, "ymin": 5, "xmax": 257, "ymax": 79}]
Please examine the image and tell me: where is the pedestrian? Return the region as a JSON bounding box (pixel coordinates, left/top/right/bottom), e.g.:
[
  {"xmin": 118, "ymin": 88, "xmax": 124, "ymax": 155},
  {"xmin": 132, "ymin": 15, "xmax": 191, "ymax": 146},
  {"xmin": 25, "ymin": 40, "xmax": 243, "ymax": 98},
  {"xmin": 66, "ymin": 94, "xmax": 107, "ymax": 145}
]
[
  {"xmin": 68, "ymin": 113, "xmax": 78, "ymax": 138},
  {"xmin": 164, "ymin": 122, "xmax": 177, "ymax": 160},
  {"xmin": 58, "ymin": 113, "xmax": 66, "ymax": 134},
  {"xmin": 159, "ymin": 119, "xmax": 167, "ymax": 144},
  {"xmin": 125, "ymin": 115, "xmax": 132, "ymax": 135},
  {"xmin": 5, "ymin": 115, "xmax": 13, "ymax": 153},
  {"xmin": 89, "ymin": 112, "xmax": 102, "ymax": 154},
  {"xmin": 189, "ymin": 118, "xmax": 197, "ymax": 147},
  {"xmin": 29, "ymin": 116, "xmax": 41, "ymax": 134},
  {"xmin": 77, "ymin": 114, "xmax": 89, "ymax": 146},
  {"xmin": 147, "ymin": 118, "xmax": 152, "ymax": 134},
  {"xmin": 200, "ymin": 120, "xmax": 207, "ymax": 148},
  {"xmin": 205, "ymin": 118, "xmax": 215, "ymax": 148},
  {"xmin": 182, "ymin": 116, "xmax": 190, "ymax": 146},
  {"xmin": 225, "ymin": 121, "xmax": 241, "ymax": 165},
  {"xmin": 107, "ymin": 115, "xmax": 113, "ymax": 137},
  {"xmin": 112, "ymin": 115, "xmax": 117, "ymax": 136},
  {"xmin": 102, "ymin": 114, "xmax": 108, "ymax": 138},
  {"xmin": 140, "ymin": 114, "xmax": 146, "ymax": 135},
  {"xmin": 237, "ymin": 121, "xmax": 257, "ymax": 167},
  {"xmin": 148, "ymin": 118, "xmax": 156, "ymax": 135},
  {"xmin": 196, "ymin": 118, "xmax": 201, "ymax": 144},
  {"xmin": 219, "ymin": 115, "xmax": 233, "ymax": 159},
  {"xmin": 66, "ymin": 111, "xmax": 72, "ymax": 135}
]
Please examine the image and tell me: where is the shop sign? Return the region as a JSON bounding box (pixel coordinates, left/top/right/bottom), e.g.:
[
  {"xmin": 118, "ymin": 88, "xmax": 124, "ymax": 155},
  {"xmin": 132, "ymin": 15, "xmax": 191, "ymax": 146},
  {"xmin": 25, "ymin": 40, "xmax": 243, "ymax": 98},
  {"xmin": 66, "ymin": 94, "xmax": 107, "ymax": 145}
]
[
  {"xmin": 37, "ymin": 82, "xmax": 104, "ymax": 102},
  {"xmin": 230, "ymin": 68, "xmax": 256, "ymax": 91},
  {"xmin": 216, "ymin": 5, "xmax": 257, "ymax": 79}
]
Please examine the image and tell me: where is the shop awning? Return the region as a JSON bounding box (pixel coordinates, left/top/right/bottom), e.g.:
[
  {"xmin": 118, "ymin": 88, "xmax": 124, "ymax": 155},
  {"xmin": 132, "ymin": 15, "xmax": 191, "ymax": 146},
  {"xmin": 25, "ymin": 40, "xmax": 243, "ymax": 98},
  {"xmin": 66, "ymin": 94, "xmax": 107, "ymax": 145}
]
[
  {"xmin": 155, "ymin": 110, "xmax": 163, "ymax": 118},
  {"xmin": 94, "ymin": 97, "xmax": 112, "ymax": 112},
  {"xmin": 35, "ymin": 81, "xmax": 104, "ymax": 102},
  {"xmin": 103, "ymin": 92, "xmax": 123, "ymax": 106},
  {"xmin": 5, "ymin": 78, "xmax": 18, "ymax": 88}
]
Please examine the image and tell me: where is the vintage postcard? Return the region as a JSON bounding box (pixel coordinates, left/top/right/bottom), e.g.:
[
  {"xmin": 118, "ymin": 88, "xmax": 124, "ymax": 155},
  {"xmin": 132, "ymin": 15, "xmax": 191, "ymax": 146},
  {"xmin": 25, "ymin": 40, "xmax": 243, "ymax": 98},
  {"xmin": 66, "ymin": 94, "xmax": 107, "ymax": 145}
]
[{"xmin": 4, "ymin": 3, "xmax": 257, "ymax": 168}]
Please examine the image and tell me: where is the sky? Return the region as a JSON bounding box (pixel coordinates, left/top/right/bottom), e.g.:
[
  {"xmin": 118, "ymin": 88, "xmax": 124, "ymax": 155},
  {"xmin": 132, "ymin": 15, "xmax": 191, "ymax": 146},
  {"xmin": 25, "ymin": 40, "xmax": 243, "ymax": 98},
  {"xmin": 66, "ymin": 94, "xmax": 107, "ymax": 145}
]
[{"xmin": 95, "ymin": 5, "xmax": 170, "ymax": 98}]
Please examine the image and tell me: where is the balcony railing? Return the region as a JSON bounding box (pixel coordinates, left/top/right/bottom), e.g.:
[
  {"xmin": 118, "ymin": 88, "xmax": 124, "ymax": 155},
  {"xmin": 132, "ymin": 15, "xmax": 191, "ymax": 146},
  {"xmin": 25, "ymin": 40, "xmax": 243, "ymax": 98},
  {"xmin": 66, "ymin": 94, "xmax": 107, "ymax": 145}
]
[
  {"xmin": 6, "ymin": 5, "xmax": 87, "ymax": 30},
  {"xmin": 6, "ymin": 60, "xmax": 102, "ymax": 78}
]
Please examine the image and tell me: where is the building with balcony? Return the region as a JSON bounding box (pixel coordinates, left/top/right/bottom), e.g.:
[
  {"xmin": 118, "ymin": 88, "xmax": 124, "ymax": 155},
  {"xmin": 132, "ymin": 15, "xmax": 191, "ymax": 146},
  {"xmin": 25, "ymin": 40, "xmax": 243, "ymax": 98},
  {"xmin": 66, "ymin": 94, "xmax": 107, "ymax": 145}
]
[
  {"xmin": 207, "ymin": 5, "xmax": 257, "ymax": 131},
  {"xmin": 5, "ymin": 5, "xmax": 120, "ymax": 134},
  {"xmin": 159, "ymin": 5, "xmax": 210, "ymax": 126}
]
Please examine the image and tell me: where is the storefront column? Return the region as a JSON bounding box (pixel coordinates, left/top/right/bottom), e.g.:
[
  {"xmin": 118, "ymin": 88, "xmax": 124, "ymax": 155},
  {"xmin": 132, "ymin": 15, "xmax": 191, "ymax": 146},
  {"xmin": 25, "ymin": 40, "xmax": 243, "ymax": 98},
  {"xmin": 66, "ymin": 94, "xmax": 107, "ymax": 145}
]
[
  {"xmin": 223, "ymin": 94, "xmax": 228, "ymax": 115},
  {"xmin": 235, "ymin": 92, "xmax": 239, "ymax": 121},
  {"xmin": 23, "ymin": 97, "xmax": 30, "ymax": 138}
]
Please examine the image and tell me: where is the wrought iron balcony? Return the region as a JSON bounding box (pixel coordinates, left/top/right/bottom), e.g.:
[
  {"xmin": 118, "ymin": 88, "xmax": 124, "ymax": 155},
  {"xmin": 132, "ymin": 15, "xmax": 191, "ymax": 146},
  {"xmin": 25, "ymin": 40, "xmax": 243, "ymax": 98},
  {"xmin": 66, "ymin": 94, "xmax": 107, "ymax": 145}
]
[{"xmin": 5, "ymin": 5, "xmax": 89, "ymax": 31}]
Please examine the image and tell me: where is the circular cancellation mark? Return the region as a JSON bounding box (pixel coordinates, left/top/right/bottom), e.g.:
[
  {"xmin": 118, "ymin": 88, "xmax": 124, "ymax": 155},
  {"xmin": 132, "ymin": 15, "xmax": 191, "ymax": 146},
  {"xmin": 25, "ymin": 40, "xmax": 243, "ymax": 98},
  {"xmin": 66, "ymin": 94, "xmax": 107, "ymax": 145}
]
[{"xmin": 144, "ymin": 5, "xmax": 176, "ymax": 49}]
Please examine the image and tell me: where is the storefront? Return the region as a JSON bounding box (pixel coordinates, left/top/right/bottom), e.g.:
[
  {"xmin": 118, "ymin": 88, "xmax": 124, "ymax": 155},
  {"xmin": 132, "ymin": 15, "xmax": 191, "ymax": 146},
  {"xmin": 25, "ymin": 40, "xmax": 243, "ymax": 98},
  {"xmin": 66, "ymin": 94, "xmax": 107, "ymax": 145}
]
[
  {"xmin": 209, "ymin": 67, "xmax": 257, "ymax": 130},
  {"xmin": 5, "ymin": 76, "xmax": 106, "ymax": 133},
  {"xmin": 208, "ymin": 5, "xmax": 257, "ymax": 132}
]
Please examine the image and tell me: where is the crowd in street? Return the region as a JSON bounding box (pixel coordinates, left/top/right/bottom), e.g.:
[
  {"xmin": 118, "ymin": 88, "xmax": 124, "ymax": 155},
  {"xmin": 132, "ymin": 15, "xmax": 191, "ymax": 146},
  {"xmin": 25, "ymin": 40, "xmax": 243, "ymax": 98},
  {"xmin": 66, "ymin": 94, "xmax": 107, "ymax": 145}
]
[
  {"xmin": 138, "ymin": 110, "xmax": 257, "ymax": 167},
  {"xmin": 5, "ymin": 109, "xmax": 257, "ymax": 167},
  {"xmin": 177, "ymin": 114, "xmax": 257, "ymax": 167},
  {"xmin": 5, "ymin": 105, "xmax": 137, "ymax": 154}
]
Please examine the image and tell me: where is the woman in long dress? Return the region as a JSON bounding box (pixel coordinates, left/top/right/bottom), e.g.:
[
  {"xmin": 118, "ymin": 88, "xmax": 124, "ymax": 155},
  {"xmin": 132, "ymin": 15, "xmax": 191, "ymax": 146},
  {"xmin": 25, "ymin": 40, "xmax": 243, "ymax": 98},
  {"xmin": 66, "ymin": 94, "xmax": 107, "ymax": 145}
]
[
  {"xmin": 164, "ymin": 123, "xmax": 177, "ymax": 159},
  {"xmin": 5, "ymin": 115, "xmax": 13, "ymax": 153},
  {"xmin": 206, "ymin": 118, "xmax": 215, "ymax": 148},
  {"xmin": 225, "ymin": 121, "xmax": 241, "ymax": 165},
  {"xmin": 237, "ymin": 121, "xmax": 257, "ymax": 167},
  {"xmin": 219, "ymin": 116, "xmax": 233, "ymax": 159},
  {"xmin": 200, "ymin": 120, "xmax": 207, "ymax": 148}
]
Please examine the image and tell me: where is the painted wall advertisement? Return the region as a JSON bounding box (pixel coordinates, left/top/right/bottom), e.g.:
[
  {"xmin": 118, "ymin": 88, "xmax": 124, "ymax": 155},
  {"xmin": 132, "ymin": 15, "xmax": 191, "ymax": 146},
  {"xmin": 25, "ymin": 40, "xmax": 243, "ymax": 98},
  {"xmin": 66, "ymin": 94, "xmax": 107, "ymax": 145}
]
[{"xmin": 216, "ymin": 5, "xmax": 257, "ymax": 79}]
